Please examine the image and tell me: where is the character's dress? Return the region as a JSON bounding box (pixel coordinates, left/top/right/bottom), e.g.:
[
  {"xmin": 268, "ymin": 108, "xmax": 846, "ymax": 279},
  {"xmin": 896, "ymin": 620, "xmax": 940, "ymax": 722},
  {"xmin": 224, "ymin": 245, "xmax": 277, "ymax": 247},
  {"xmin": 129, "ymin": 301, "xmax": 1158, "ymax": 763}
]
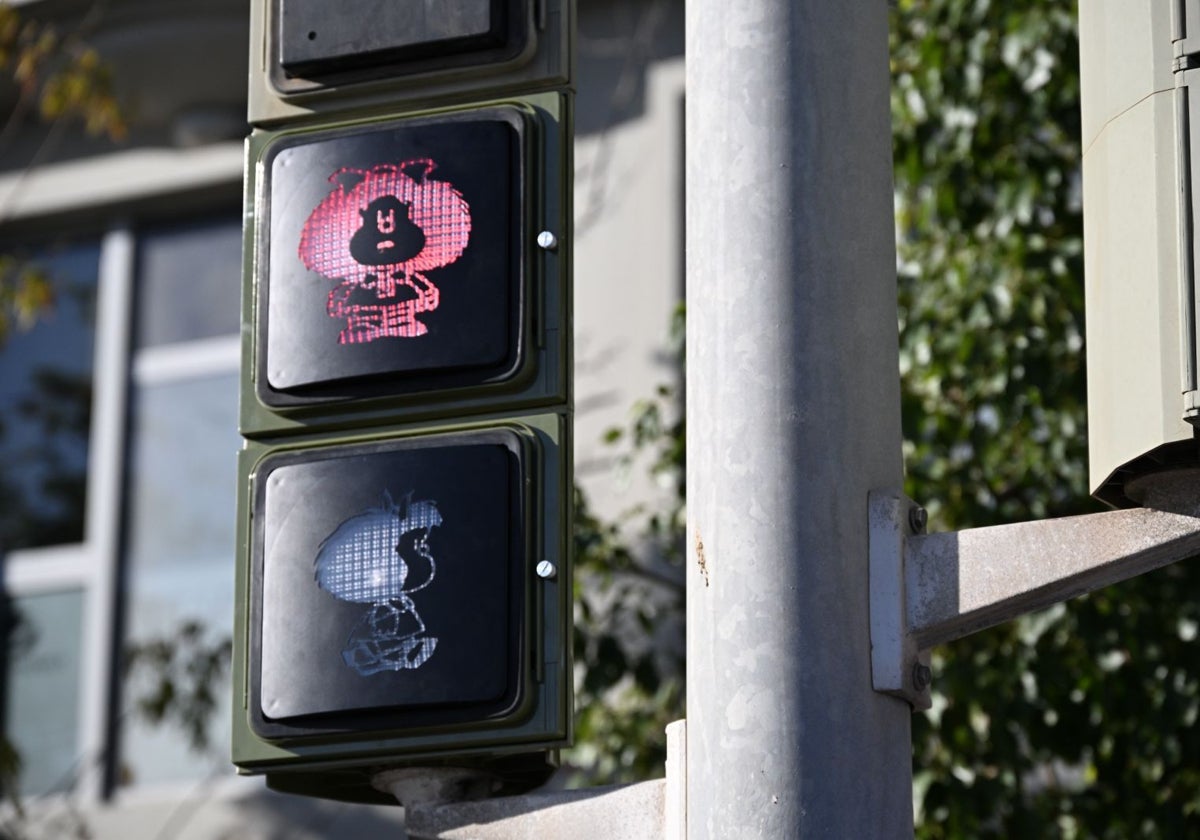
[{"xmin": 342, "ymin": 595, "xmax": 437, "ymax": 674}]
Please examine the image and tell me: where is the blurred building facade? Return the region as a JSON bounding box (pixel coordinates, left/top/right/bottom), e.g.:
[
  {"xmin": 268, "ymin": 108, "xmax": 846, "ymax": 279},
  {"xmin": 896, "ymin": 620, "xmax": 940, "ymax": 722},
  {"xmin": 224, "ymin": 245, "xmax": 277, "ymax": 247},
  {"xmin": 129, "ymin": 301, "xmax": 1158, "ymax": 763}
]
[{"xmin": 0, "ymin": 0, "xmax": 682, "ymax": 835}]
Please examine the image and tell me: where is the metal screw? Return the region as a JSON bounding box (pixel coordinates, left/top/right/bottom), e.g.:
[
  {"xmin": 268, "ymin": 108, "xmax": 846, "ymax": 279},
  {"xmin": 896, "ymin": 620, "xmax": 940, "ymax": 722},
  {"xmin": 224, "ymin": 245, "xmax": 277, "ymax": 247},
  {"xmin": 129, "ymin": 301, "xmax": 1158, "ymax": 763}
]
[
  {"xmin": 908, "ymin": 506, "xmax": 928, "ymax": 535},
  {"xmin": 912, "ymin": 662, "xmax": 932, "ymax": 692},
  {"xmin": 537, "ymin": 230, "xmax": 558, "ymax": 251},
  {"xmin": 536, "ymin": 560, "xmax": 557, "ymax": 579}
]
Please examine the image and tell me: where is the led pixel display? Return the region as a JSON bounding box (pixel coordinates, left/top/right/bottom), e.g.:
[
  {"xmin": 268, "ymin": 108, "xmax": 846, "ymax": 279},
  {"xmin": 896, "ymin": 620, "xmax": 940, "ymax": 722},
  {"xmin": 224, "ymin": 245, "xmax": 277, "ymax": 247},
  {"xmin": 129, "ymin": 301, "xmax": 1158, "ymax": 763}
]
[
  {"xmin": 299, "ymin": 159, "xmax": 472, "ymax": 344},
  {"xmin": 259, "ymin": 107, "xmax": 526, "ymax": 404},
  {"xmin": 250, "ymin": 429, "xmax": 528, "ymax": 736}
]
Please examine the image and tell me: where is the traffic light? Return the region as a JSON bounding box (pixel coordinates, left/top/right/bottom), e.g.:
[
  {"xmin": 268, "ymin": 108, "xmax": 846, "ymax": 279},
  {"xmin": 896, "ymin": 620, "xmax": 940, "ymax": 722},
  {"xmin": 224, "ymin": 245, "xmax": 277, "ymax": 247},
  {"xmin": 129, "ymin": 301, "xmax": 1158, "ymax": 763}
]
[
  {"xmin": 232, "ymin": 0, "xmax": 573, "ymax": 804},
  {"xmin": 241, "ymin": 97, "xmax": 568, "ymax": 433},
  {"xmin": 232, "ymin": 416, "xmax": 570, "ymax": 801}
]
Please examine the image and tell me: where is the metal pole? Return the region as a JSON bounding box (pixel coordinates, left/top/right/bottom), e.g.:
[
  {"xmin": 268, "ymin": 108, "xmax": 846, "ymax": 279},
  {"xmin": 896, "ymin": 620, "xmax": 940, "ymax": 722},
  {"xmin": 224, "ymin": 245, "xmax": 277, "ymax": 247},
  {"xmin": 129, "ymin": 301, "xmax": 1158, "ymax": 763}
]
[{"xmin": 685, "ymin": 1, "xmax": 912, "ymax": 836}]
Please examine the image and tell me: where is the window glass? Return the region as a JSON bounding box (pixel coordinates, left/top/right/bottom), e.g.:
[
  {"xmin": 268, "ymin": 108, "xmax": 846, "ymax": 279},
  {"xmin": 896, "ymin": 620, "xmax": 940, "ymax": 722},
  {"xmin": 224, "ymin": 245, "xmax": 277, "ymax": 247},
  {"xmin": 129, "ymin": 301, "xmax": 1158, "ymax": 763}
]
[
  {"xmin": 133, "ymin": 218, "xmax": 243, "ymax": 349},
  {"xmin": 5, "ymin": 588, "xmax": 84, "ymax": 796},
  {"xmin": 0, "ymin": 243, "xmax": 100, "ymax": 551},
  {"xmin": 119, "ymin": 211, "xmax": 242, "ymax": 788},
  {"xmin": 118, "ymin": 372, "xmax": 238, "ymax": 787}
]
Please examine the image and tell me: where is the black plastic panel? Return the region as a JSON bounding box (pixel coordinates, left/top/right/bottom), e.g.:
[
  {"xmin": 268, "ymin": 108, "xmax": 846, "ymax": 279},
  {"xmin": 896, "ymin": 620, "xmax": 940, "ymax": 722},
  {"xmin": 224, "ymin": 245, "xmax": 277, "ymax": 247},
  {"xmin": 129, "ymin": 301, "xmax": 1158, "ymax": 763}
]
[
  {"xmin": 249, "ymin": 429, "xmax": 529, "ymax": 738},
  {"xmin": 279, "ymin": 0, "xmax": 510, "ymax": 77},
  {"xmin": 258, "ymin": 107, "xmax": 528, "ymax": 406},
  {"xmin": 278, "ymin": 0, "xmax": 528, "ymax": 82}
]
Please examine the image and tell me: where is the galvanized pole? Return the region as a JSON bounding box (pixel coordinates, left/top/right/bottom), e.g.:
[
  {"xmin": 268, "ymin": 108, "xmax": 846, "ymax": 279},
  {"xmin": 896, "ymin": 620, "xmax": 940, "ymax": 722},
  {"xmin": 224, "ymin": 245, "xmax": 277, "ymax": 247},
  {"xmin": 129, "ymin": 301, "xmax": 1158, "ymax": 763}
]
[{"xmin": 685, "ymin": 0, "xmax": 913, "ymax": 836}]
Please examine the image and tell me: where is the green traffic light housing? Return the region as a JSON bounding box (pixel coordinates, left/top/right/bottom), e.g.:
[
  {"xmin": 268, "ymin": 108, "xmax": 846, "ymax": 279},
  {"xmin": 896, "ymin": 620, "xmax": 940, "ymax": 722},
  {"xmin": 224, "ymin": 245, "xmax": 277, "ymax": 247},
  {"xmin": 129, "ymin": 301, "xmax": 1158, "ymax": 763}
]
[
  {"xmin": 233, "ymin": 92, "xmax": 572, "ymax": 802},
  {"xmin": 235, "ymin": 0, "xmax": 573, "ymax": 804}
]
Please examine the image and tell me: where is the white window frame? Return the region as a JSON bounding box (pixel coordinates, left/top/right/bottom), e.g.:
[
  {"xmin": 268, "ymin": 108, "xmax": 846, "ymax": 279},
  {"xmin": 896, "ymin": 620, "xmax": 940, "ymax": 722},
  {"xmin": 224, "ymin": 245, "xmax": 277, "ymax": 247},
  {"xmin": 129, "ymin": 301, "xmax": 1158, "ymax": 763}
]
[{"xmin": 0, "ymin": 142, "xmax": 244, "ymax": 804}]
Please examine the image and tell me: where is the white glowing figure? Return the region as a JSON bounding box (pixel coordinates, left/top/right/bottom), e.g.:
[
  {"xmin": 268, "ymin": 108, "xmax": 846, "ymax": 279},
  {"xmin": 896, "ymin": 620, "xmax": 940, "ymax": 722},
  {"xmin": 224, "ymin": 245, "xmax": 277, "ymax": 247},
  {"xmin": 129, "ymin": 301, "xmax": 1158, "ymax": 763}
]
[{"xmin": 314, "ymin": 491, "xmax": 441, "ymax": 675}]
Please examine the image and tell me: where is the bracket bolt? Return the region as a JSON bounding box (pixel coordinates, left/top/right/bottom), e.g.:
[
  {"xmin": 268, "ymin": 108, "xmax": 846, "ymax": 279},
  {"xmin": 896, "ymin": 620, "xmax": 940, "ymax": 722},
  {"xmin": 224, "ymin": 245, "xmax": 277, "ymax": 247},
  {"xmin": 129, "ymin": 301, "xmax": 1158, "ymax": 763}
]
[
  {"xmin": 908, "ymin": 506, "xmax": 928, "ymax": 535},
  {"xmin": 912, "ymin": 662, "xmax": 932, "ymax": 691},
  {"xmin": 537, "ymin": 230, "xmax": 558, "ymax": 251},
  {"xmin": 536, "ymin": 560, "xmax": 557, "ymax": 579}
]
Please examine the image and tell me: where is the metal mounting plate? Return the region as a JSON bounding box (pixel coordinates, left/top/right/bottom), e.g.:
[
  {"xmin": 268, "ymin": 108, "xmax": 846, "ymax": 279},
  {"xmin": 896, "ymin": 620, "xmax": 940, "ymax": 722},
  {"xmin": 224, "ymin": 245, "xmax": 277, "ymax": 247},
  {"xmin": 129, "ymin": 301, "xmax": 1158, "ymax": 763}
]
[{"xmin": 868, "ymin": 490, "xmax": 931, "ymax": 711}]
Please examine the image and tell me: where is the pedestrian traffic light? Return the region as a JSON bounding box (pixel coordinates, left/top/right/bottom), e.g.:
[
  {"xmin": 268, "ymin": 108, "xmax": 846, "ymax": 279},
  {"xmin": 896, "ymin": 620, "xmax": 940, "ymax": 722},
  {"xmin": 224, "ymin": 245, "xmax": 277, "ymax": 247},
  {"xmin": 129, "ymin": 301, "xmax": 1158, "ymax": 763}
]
[
  {"xmin": 239, "ymin": 95, "xmax": 568, "ymax": 437},
  {"xmin": 232, "ymin": 414, "xmax": 570, "ymax": 801},
  {"xmin": 231, "ymin": 0, "xmax": 573, "ymax": 801}
]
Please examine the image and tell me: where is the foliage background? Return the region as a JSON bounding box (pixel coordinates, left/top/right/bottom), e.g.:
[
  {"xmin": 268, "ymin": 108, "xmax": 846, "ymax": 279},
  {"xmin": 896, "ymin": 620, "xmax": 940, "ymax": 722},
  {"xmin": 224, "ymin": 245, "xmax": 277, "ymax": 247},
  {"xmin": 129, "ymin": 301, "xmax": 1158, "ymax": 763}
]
[
  {"xmin": 893, "ymin": 1, "xmax": 1200, "ymax": 837},
  {"xmin": 0, "ymin": 1, "xmax": 122, "ymax": 342}
]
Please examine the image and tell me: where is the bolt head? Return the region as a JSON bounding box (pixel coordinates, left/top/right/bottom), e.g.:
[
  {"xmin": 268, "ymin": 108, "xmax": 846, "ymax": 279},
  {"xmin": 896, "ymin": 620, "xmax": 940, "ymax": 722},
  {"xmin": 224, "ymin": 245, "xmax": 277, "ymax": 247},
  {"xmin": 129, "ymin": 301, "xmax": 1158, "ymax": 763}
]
[
  {"xmin": 536, "ymin": 560, "xmax": 557, "ymax": 579},
  {"xmin": 537, "ymin": 230, "xmax": 558, "ymax": 251},
  {"xmin": 908, "ymin": 506, "xmax": 928, "ymax": 535},
  {"xmin": 912, "ymin": 662, "xmax": 933, "ymax": 691}
]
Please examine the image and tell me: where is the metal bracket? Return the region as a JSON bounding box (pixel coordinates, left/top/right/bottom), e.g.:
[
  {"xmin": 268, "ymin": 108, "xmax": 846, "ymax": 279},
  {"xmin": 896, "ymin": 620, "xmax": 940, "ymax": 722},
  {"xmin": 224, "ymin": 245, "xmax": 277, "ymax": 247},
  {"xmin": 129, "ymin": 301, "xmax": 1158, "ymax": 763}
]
[
  {"xmin": 869, "ymin": 487, "xmax": 1200, "ymax": 711},
  {"xmin": 868, "ymin": 491, "xmax": 932, "ymax": 710}
]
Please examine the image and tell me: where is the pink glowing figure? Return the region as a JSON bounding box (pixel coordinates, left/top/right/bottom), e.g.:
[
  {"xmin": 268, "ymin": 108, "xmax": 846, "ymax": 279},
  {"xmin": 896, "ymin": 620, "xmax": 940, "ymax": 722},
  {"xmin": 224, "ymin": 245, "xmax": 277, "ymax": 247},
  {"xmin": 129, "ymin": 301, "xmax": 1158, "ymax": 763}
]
[{"xmin": 298, "ymin": 158, "xmax": 472, "ymax": 344}]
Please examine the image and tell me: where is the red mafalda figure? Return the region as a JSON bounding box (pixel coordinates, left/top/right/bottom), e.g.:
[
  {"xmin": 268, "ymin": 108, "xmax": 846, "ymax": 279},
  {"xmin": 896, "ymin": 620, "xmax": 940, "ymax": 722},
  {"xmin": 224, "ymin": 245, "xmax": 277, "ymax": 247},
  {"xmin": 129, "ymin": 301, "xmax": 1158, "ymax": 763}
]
[{"xmin": 298, "ymin": 158, "xmax": 472, "ymax": 344}]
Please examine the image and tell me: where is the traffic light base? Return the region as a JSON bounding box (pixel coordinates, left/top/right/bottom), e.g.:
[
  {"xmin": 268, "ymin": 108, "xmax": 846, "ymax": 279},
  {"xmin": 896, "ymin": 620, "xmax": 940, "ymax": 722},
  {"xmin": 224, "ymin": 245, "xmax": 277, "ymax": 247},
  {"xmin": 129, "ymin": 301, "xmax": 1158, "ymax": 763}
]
[
  {"xmin": 399, "ymin": 720, "xmax": 685, "ymax": 840},
  {"xmin": 373, "ymin": 766, "xmax": 500, "ymax": 807}
]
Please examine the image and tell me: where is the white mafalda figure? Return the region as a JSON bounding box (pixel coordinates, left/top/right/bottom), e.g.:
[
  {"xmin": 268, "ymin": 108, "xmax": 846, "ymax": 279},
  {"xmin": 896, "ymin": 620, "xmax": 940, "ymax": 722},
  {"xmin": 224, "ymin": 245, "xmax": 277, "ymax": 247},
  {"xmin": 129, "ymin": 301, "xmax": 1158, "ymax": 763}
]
[{"xmin": 314, "ymin": 491, "xmax": 442, "ymax": 675}]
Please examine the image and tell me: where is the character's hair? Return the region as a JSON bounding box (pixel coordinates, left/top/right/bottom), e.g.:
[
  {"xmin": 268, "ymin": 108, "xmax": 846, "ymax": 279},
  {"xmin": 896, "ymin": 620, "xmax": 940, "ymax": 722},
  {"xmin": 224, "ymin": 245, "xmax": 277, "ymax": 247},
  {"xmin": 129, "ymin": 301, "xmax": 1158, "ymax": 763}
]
[
  {"xmin": 314, "ymin": 492, "xmax": 442, "ymax": 604},
  {"xmin": 298, "ymin": 160, "xmax": 471, "ymax": 284}
]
